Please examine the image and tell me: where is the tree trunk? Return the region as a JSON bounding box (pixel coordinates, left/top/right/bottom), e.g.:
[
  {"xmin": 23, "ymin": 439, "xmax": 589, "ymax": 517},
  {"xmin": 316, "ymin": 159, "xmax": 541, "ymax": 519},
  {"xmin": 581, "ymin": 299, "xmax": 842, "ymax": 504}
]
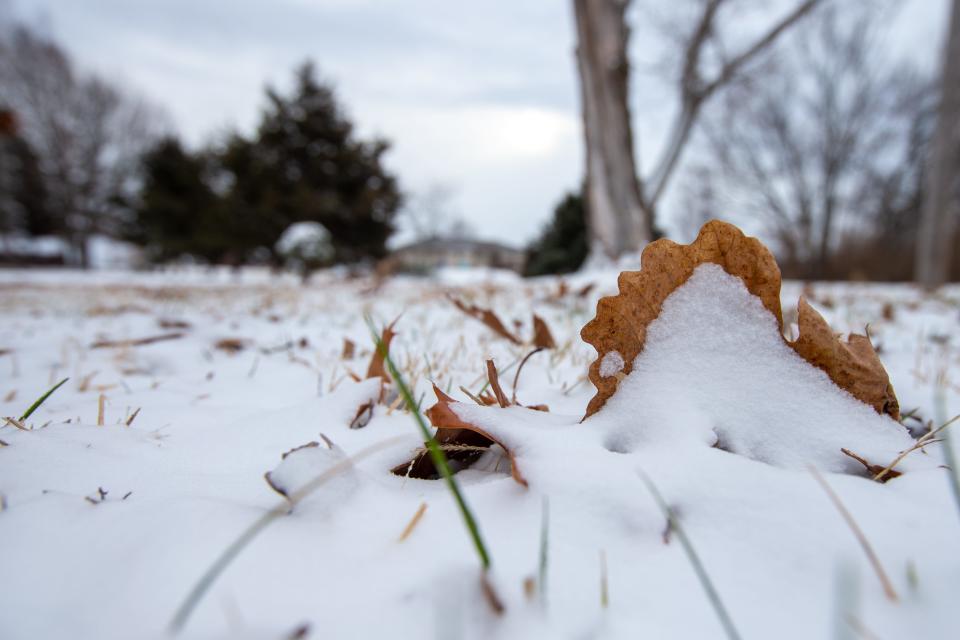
[
  {"xmin": 915, "ymin": 0, "xmax": 960, "ymax": 287},
  {"xmin": 573, "ymin": 0, "xmax": 650, "ymax": 263}
]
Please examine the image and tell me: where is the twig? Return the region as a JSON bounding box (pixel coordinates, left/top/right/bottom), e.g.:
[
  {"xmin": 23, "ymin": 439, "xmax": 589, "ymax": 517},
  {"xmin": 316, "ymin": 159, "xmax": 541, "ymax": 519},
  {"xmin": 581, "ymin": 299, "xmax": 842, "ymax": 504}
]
[{"xmin": 809, "ymin": 466, "xmax": 898, "ymax": 602}]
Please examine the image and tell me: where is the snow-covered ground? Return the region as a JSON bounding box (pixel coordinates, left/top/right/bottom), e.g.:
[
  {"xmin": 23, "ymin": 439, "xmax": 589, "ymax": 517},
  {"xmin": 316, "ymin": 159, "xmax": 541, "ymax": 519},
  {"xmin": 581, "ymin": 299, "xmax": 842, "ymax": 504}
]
[{"xmin": 1, "ymin": 266, "xmax": 959, "ymax": 640}]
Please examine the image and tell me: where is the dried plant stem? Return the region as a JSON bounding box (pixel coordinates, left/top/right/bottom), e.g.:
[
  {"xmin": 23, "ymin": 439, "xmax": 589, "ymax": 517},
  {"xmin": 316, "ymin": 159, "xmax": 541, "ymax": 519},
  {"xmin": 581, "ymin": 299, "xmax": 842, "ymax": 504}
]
[
  {"xmin": 539, "ymin": 496, "xmax": 549, "ymax": 605},
  {"xmin": 97, "ymin": 394, "xmax": 105, "ymax": 426},
  {"xmin": 640, "ymin": 471, "xmax": 742, "ymax": 640},
  {"xmin": 398, "ymin": 502, "xmax": 428, "ymax": 542},
  {"xmin": 511, "ymin": 347, "xmax": 544, "ymax": 404},
  {"xmin": 168, "ymin": 435, "xmax": 406, "ymax": 634},
  {"xmin": 599, "ymin": 549, "xmax": 608, "ymax": 609},
  {"xmin": 874, "ymin": 412, "xmax": 960, "ymax": 481},
  {"xmin": 809, "ymin": 466, "xmax": 898, "ymax": 602}
]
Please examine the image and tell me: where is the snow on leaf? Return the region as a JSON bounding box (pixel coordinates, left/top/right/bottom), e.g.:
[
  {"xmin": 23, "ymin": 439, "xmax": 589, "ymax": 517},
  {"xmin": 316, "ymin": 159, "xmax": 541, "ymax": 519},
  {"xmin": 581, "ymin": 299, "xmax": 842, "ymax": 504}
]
[{"xmin": 581, "ymin": 220, "xmax": 899, "ymax": 421}]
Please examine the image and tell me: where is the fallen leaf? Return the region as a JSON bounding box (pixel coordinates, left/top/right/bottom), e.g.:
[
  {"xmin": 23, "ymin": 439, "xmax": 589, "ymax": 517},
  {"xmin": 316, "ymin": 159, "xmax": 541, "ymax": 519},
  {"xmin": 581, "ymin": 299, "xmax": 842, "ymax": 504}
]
[
  {"xmin": 448, "ymin": 295, "xmax": 522, "ymax": 345},
  {"xmin": 581, "ymin": 220, "xmax": 899, "ymax": 420},
  {"xmin": 341, "ymin": 338, "xmax": 356, "ymax": 360},
  {"xmin": 792, "ymin": 299, "xmax": 899, "ymax": 419},
  {"xmin": 365, "ymin": 321, "xmax": 397, "ymax": 383},
  {"xmin": 531, "ymin": 314, "xmax": 557, "ymax": 350},
  {"xmin": 391, "ymin": 384, "xmax": 527, "ymax": 486}
]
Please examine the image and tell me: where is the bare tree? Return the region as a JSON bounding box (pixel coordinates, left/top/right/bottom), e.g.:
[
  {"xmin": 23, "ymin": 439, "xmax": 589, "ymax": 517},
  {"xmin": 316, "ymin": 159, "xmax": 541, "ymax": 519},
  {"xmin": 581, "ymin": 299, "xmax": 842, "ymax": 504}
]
[
  {"xmin": 0, "ymin": 23, "xmax": 164, "ymax": 266},
  {"xmin": 572, "ymin": 0, "xmax": 821, "ymax": 263},
  {"xmin": 695, "ymin": 6, "xmax": 928, "ymax": 279},
  {"xmin": 915, "ymin": 0, "xmax": 960, "ymax": 287}
]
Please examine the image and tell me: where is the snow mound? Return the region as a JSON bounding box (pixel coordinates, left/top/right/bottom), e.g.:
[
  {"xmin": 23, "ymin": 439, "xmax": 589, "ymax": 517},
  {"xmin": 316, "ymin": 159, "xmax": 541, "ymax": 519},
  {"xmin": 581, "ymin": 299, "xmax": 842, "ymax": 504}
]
[{"xmin": 595, "ymin": 264, "xmax": 917, "ymax": 472}]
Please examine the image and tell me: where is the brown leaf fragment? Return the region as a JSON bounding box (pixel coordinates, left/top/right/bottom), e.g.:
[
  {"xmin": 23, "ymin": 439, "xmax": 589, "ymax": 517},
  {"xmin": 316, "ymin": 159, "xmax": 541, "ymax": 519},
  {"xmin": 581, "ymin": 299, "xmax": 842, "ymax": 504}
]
[
  {"xmin": 391, "ymin": 384, "xmax": 527, "ymax": 486},
  {"xmin": 350, "ymin": 400, "xmax": 374, "ymax": 429},
  {"xmin": 790, "ymin": 300, "xmax": 899, "ymax": 420},
  {"xmin": 486, "ymin": 359, "xmax": 511, "ymax": 408},
  {"xmin": 531, "ymin": 314, "xmax": 557, "ymax": 349},
  {"xmin": 576, "ymin": 283, "xmax": 596, "ymax": 298},
  {"xmin": 341, "ymin": 338, "xmax": 356, "ymax": 360},
  {"xmin": 90, "ymin": 333, "xmax": 185, "ymax": 349},
  {"xmin": 448, "ymin": 295, "xmax": 522, "ymax": 345},
  {"xmin": 840, "ymin": 448, "xmax": 902, "ymax": 482},
  {"xmin": 365, "ymin": 321, "xmax": 397, "ymax": 382},
  {"xmin": 157, "ymin": 318, "xmax": 192, "ymax": 330},
  {"xmin": 213, "ymin": 337, "xmax": 248, "ymax": 354},
  {"xmin": 581, "ymin": 220, "xmax": 900, "ymax": 421},
  {"xmin": 481, "ymin": 571, "xmax": 506, "ymax": 615},
  {"xmin": 581, "ymin": 220, "xmax": 782, "ymax": 419}
]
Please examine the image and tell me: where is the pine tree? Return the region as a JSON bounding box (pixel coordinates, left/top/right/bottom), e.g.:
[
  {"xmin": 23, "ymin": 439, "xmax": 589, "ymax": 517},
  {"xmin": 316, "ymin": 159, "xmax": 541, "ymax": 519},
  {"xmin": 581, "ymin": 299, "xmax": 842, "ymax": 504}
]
[
  {"xmin": 524, "ymin": 193, "xmax": 589, "ymax": 276},
  {"xmin": 135, "ymin": 137, "xmax": 227, "ymax": 263},
  {"xmin": 239, "ymin": 61, "xmax": 401, "ymax": 264}
]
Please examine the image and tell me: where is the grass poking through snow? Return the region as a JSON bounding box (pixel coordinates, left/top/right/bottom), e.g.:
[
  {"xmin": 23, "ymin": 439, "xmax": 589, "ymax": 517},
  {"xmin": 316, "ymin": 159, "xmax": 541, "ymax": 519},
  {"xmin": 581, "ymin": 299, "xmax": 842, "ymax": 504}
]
[
  {"xmin": 168, "ymin": 436, "xmax": 405, "ymax": 634},
  {"xmin": 640, "ymin": 471, "xmax": 742, "ymax": 640},
  {"xmin": 366, "ymin": 316, "xmax": 493, "ymax": 570},
  {"xmin": 19, "ymin": 377, "xmax": 69, "ymax": 422}
]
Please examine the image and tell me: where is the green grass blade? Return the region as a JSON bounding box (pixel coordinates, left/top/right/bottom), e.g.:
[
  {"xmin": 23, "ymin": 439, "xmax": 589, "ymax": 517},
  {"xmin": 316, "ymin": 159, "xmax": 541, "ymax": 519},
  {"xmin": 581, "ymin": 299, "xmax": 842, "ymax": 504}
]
[
  {"xmin": 169, "ymin": 435, "xmax": 404, "ymax": 634},
  {"xmin": 20, "ymin": 377, "xmax": 69, "ymax": 422},
  {"xmin": 366, "ymin": 316, "xmax": 492, "ymax": 569},
  {"xmin": 639, "ymin": 471, "xmax": 742, "ymax": 640},
  {"xmin": 539, "ymin": 496, "xmax": 549, "ymax": 605}
]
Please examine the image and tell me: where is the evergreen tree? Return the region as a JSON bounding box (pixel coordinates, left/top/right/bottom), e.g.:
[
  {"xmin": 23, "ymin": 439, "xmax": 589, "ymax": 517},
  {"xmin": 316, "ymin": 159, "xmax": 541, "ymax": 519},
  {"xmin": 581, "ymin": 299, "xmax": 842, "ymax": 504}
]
[
  {"xmin": 239, "ymin": 61, "xmax": 401, "ymax": 263},
  {"xmin": 524, "ymin": 193, "xmax": 589, "ymax": 276},
  {"xmin": 135, "ymin": 137, "xmax": 227, "ymax": 263}
]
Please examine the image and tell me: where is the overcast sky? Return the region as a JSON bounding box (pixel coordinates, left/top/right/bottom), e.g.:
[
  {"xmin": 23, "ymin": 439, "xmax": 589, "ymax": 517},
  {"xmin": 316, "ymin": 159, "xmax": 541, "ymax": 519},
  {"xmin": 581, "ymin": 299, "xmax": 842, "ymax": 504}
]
[{"xmin": 6, "ymin": 0, "xmax": 949, "ymax": 248}]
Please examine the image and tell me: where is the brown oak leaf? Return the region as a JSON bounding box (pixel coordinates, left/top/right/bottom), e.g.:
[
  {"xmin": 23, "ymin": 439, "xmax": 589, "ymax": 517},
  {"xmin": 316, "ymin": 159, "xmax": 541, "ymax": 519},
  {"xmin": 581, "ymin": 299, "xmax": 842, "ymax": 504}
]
[{"xmin": 581, "ymin": 220, "xmax": 899, "ymax": 420}]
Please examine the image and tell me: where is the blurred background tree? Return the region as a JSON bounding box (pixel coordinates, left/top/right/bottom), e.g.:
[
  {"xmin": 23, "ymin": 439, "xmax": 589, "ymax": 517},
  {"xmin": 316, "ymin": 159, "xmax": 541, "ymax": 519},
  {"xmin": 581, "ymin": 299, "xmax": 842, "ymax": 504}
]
[
  {"xmin": 0, "ymin": 22, "xmax": 164, "ymax": 267},
  {"xmin": 134, "ymin": 62, "xmax": 401, "ymax": 267},
  {"xmin": 524, "ymin": 192, "xmax": 588, "ymax": 276},
  {"xmin": 688, "ymin": 4, "xmax": 939, "ymax": 280}
]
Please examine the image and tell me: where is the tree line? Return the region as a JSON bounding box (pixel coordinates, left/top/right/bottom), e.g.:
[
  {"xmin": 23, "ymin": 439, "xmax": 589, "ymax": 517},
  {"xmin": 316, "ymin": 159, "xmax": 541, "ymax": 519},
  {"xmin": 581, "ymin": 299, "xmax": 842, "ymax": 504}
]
[{"xmin": 1, "ymin": 22, "xmax": 399, "ymax": 270}]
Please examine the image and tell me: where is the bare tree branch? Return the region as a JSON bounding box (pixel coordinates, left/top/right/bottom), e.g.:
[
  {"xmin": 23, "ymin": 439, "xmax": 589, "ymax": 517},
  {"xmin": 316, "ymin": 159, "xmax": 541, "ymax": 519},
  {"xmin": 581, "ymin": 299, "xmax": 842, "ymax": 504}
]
[{"xmin": 646, "ymin": 0, "xmax": 823, "ymax": 211}]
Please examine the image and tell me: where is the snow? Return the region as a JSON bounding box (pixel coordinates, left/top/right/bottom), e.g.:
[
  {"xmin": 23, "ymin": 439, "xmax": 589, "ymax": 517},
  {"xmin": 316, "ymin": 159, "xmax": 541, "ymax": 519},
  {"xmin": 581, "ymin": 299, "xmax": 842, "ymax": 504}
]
[
  {"xmin": 599, "ymin": 350, "xmax": 624, "ymax": 378},
  {"xmin": 1, "ymin": 266, "xmax": 959, "ymax": 639}
]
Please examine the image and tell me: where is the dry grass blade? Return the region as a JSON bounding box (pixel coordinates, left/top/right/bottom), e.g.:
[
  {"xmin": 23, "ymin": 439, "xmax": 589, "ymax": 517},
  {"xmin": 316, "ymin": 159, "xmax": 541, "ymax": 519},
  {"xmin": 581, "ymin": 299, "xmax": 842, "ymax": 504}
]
[
  {"xmin": 97, "ymin": 394, "xmax": 105, "ymax": 426},
  {"xmin": 125, "ymin": 407, "xmax": 141, "ymax": 427},
  {"xmin": 511, "ymin": 347, "xmax": 544, "ymax": 405},
  {"xmin": 808, "ymin": 466, "xmax": 898, "ymax": 602},
  {"xmin": 486, "ymin": 359, "xmax": 510, "ymax": 408},
  {"xmin": 398, "ymin": 502, "xmax": 428, "ymax": 542},
  {"xmin": 90, "ymin": 333, "xmax": 184, "ymax": 349},
  {"xmin": 640, "ymin": 471, "xmax": 742, "ymax": 640},
  {"xmin": 872, "ymin": 412, "xmax": 960, "ymax": 482}
]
